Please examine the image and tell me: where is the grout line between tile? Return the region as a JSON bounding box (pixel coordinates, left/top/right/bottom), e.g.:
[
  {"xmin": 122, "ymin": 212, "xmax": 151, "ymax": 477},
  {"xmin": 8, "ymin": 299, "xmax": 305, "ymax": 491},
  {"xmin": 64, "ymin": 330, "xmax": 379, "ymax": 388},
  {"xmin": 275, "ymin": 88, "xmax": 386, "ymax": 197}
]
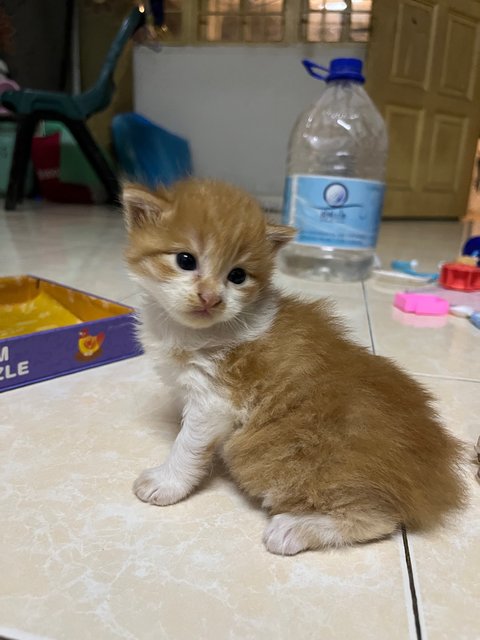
[
  {"xmin": 363, "ymin": 281, "xmax": 426, "ymax": 640},
  {"xmin": 362, "ymin": 285, "xmax": 480, "ymax": 385},
  {"xmin": 412, "ymin": 373, "xmax": 480, "ymax": 384},
  {"xmin": 397, "ymin": 534, "xmax": 423, "ymax": 640},
  {"xmin": 361, "ymin": 281, "xmax": 376, "ymax": 355},
  {"xmin": 0, "ymin": 627, "xmax": 38, "ymax": 640},
  {"xmin": 401, "ymin": 527, "xmax": 426, "ymax": 640}
]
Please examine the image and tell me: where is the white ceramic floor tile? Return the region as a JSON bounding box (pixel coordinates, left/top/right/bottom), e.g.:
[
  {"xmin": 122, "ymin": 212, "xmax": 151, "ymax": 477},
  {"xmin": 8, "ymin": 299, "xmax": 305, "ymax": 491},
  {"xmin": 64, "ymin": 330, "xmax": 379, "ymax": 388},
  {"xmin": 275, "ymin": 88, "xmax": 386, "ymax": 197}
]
[
  {"xmin": 375, "ymin": 221, "xmax": 462, "ymax": 273},
  {"xmin": 403, "ymin": 377, "xmax": 480, "ymax": 640},
  {"xmin": 364, "ymin": 281, "xmax": 480, "ymax": 381},
  {"xmin": 0, "ymin": 357, "xmax": 413, "ymax": 640},
  {"xmin": 1, "ymin": 202, "xmax": 478, "ymax": 640},
  {"xmin": 0, "ymin": 205, "xmax": 136, "ymax": 301},
  {"xmin": 367, "ymin": 217, "xmax": 480, "ymax": 380}
]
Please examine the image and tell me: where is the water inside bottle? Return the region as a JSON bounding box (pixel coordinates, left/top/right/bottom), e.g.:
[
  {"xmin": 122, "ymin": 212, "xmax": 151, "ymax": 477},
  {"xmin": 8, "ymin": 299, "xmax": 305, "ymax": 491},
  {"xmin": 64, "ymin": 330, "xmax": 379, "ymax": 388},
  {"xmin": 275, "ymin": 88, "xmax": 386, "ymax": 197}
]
[{"xmin": 280, "ymin": 59, "xmax": 388, "ymax": 282}]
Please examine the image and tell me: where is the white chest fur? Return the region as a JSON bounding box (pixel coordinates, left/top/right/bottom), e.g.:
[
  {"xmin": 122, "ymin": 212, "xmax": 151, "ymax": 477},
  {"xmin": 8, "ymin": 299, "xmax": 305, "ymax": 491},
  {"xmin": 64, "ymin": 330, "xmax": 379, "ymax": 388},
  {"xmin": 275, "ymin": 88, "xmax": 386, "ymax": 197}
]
[
  {"xmin": 176, "ymin": 350, "xmax": 227, "ymax": 414},
  {"xmin": 145, "ymin": 320, "xmax": 235, "ymax": 434},
  {"xmin": 131, "ymin": 291, "xmax": 272, "ymax": 509},
  {"xmin": 132, "ymin": 317, "xmax": 237, "ymax": 507},
  {"xmin": 137, "ymin": 289, "xmax": 277, "ymax": 432}
]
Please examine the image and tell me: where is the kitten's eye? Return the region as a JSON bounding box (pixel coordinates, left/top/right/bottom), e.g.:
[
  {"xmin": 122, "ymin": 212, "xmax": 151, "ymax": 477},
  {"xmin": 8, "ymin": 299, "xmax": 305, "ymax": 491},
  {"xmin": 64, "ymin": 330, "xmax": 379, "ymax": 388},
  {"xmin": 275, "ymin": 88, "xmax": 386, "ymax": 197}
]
[
  {"xmin": 176, "ymin": 253, "xmax": 197, "ymax": 271},
  {"xmin": 227, "ymin": 267, "xmax": 247, "ymax": 285}
]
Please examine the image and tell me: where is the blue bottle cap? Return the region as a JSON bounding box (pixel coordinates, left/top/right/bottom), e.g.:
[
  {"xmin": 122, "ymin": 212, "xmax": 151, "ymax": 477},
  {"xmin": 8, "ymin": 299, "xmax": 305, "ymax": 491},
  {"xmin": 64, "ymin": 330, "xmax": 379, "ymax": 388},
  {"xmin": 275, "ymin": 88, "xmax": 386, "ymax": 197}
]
[
  {"xmin": 302, "ymin": 58, "xmax": 365, "ymax": 84},
  {"xmin": 327, "ymin": 58, "xmax": 365, "ymax": 83}
]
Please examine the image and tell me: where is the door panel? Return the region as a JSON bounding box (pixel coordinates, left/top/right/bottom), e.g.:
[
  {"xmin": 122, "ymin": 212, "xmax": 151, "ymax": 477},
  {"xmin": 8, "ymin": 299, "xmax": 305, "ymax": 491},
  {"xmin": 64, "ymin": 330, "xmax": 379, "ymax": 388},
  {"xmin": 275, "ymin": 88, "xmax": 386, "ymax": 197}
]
[
  {"xmin": 425, "ymin": 115, "xmax": 467, "ymax": 190},
  {"xmin": 391, "ymin": 1, "xmax": 436, "ymax": 89},
  {"xmin": 384, "ymin": 106, "xmax": 424, "ymax": 188},
  {"xmin": 366, "ymin": 0, "xmax": 480, "ymax": 218},
  {"xmin": 440, "ymin": 12, "xmax": 478, "ymax": 99}
]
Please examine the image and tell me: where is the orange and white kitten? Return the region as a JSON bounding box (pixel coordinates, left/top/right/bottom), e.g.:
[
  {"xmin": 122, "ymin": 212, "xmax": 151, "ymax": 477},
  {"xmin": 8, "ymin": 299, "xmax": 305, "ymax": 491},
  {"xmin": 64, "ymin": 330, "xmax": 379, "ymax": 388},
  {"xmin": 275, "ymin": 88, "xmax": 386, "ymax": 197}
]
[{"xmin": 123, "ymin": 179, "xmax": 466, "ymax": 555}]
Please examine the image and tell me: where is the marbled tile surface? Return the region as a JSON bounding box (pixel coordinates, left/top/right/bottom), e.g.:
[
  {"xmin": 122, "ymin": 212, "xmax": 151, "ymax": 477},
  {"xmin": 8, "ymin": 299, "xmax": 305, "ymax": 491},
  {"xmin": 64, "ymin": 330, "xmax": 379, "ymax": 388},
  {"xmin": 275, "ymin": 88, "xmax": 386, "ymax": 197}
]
[
  {"xmin": 0, "ymin": 206, "xmax": 478, "ymax": 640},
  {"xmin": 405, "ymin": 378, "xmax": 480, "ymax": 640}
]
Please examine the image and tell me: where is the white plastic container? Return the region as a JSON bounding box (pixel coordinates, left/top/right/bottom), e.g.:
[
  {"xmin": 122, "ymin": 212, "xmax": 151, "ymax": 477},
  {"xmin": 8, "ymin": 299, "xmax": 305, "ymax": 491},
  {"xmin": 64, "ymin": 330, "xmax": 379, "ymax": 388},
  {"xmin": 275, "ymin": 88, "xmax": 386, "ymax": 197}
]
[{"xmin": 280, "ymin": 58, "xmax": 388, "ymax": 282}]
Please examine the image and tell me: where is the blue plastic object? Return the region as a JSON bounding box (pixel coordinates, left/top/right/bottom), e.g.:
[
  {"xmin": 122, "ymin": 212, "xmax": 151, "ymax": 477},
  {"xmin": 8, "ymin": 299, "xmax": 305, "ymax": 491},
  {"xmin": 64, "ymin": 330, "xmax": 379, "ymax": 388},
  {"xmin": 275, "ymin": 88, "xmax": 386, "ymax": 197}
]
[
  {"xmin": 112, "ymin": 113, "xmax": 192, "ymax": 189},
  {"xmin": 391, "ymin": 259, "xmax": 439, "ymax": 280},
  {"xmin": 470, "ymin": 311, "xmax": 480, "ymax": 330},
  {"xmin": 302, "ymin": 58, "xmax": 365, "ymax": 84},
  {"xmin": 462, "ymin": 236, "xmax": 480, "ymax": 259}
]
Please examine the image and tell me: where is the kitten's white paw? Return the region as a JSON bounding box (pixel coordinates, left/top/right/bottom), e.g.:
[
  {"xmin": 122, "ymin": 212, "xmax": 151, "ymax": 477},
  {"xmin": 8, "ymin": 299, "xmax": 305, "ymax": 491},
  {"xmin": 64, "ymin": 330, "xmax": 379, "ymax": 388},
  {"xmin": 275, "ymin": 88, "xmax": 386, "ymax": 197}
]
[
  {"xmin": 133, "ymin": 466, "xmax": 189, "ymax": 506},
  {"xmin": 263, "ymin": 514, "xmax": 307, "ymax": 556}
]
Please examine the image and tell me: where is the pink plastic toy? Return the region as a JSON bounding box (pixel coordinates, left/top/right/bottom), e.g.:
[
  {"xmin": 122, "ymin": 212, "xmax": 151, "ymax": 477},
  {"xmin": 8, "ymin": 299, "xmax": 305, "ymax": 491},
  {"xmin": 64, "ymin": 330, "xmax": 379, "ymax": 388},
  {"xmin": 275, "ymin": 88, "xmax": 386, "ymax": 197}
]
[{"xmin": 394, "ymin": 293, "xmax": 449, "ymax": 316}]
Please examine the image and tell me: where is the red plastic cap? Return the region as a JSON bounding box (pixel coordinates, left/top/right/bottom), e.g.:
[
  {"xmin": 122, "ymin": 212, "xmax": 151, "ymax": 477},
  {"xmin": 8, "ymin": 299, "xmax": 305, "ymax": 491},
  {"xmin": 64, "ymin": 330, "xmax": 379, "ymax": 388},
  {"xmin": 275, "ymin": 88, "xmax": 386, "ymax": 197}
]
[{"xmin": 440, "ymin": 262, "xmax": 480, "ymax": 291}]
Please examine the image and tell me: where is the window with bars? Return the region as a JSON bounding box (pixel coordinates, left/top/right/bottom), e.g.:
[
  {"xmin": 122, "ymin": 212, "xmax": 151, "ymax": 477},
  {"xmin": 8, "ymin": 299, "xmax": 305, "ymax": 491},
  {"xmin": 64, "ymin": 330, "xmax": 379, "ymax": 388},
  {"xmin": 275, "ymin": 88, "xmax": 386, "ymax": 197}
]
[
  {"xmin": 302, "ymin": 1, "xmax": 372, "ymax": 43},
  {"xmin": 198, "ymin": 1, "xmax": 285, "ymax": 43},
  {"xmin": 145, "ymin": 0, "xmax": 372, "ymax": 44}
]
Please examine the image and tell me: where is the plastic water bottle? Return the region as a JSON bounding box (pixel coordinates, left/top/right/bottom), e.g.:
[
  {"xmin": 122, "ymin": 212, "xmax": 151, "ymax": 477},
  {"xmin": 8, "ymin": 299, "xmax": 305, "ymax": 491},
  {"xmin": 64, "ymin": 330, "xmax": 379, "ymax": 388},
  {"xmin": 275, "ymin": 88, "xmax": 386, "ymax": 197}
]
[{"xmin": 280, "ymin": 58, "xmax": 388, "ymax": 282}]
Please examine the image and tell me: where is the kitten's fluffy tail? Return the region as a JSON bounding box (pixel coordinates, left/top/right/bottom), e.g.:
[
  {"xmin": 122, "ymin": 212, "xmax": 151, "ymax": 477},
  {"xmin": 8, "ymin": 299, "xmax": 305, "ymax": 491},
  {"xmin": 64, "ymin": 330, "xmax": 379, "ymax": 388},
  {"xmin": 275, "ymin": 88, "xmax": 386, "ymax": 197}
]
[
  {"xmin": 398, "ymin": 434, "xmax": 469, "ymax": 532},
  {"xmin": 263, "ymin": 511, "xmax": 400, "ymax": 555},
  {"xmin": 264, "ymin": 446, "xmax": 468, "ymax": 556},
  {"xmin": 263, "ymin": 432, "xmax": 468, "ymax": 556}
]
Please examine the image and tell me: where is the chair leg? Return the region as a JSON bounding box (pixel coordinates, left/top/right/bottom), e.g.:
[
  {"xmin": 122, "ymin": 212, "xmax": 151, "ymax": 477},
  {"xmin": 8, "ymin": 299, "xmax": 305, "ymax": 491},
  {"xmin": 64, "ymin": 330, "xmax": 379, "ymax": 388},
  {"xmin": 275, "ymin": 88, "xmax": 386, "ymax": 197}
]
[
  {"xmin": 4, "ymin": 116, "xmax": 37, "ymax": 211},
  {"xmin": 66, "ymin": 119, "xmax": 119, "ymax": 204}
]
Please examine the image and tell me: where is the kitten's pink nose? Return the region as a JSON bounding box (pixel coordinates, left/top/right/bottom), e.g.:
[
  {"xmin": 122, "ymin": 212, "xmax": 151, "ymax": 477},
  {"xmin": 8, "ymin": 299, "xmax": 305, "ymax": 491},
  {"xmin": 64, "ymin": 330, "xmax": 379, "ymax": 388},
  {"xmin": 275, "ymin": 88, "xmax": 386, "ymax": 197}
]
[{"xmin": 198, "ymin": 291, "xmax": 222, "ymax": 309}]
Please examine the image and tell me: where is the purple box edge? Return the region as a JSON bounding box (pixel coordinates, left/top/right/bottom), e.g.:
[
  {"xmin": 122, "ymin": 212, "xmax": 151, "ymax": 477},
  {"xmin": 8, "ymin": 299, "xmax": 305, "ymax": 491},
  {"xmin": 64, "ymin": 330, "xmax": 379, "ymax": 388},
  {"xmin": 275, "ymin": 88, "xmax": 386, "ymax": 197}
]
[
  {"xmin": 0, "ymin": 276, "xmax": 144, "ymax": 393},
  {"xmin": 2, "ymin": 351, "xmax": 142, "ymax": 393}
]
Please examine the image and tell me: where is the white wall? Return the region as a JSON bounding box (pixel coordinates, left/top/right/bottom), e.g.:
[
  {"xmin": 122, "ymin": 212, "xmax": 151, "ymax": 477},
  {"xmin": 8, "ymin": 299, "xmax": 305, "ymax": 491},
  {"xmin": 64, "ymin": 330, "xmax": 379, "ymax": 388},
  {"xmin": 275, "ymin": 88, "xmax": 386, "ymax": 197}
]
[{"xmin": 134, "ymin": 43, "xmax": 366, "ymax": 209}]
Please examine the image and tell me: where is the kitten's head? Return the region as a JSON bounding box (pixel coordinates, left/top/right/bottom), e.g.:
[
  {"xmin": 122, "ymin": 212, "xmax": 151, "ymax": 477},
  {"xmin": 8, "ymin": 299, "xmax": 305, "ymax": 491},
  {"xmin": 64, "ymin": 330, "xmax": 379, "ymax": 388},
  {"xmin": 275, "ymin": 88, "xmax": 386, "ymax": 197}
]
[{"xmin": 122, "ymin": 179, "xmax": 294, "ymax": 329}]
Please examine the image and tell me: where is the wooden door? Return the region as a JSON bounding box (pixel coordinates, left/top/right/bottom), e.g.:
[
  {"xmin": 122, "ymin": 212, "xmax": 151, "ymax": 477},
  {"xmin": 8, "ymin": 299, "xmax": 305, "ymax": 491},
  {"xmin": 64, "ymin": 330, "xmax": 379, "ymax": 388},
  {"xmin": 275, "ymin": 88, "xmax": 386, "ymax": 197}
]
[{"xmin": 365, "ymin": 0, "xmax": 480, "ymax": 218}]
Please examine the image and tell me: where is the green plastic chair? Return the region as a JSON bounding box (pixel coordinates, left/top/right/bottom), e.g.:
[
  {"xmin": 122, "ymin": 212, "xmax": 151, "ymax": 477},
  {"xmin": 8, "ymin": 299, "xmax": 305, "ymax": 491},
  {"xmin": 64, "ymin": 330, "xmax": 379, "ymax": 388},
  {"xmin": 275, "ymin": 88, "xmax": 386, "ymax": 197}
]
[{"xmin": 1, "ymin": 7, "xmax": 144, "ymax": 211}]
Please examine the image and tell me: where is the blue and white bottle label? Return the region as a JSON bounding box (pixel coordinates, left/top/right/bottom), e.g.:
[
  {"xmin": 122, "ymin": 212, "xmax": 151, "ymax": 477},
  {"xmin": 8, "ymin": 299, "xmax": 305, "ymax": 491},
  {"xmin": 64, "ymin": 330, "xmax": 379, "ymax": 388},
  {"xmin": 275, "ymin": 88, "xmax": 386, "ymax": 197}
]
[{"xmin": 283, "ymin": 175, "xmax": 385, "ymax": 249}]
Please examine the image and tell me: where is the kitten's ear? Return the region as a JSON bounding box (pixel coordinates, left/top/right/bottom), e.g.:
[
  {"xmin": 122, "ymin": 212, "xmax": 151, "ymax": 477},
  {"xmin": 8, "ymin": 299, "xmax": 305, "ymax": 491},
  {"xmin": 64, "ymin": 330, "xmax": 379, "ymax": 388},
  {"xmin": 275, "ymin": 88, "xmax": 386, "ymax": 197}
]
[
  {"xmin": 266, "ymin": 224, "xmax": 296, "ymax": 252},
  {"xmin": 122, "ymin": 182, "xmax": 173, "ymax": 231}
]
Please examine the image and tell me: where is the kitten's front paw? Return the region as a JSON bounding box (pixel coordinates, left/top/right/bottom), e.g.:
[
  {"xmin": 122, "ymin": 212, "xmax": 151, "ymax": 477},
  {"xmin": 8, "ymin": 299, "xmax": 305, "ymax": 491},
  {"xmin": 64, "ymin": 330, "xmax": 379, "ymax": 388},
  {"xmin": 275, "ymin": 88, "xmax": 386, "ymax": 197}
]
[{"xmin": 133, "ymin": 466, "xmax": 189, "ymax": 506}]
